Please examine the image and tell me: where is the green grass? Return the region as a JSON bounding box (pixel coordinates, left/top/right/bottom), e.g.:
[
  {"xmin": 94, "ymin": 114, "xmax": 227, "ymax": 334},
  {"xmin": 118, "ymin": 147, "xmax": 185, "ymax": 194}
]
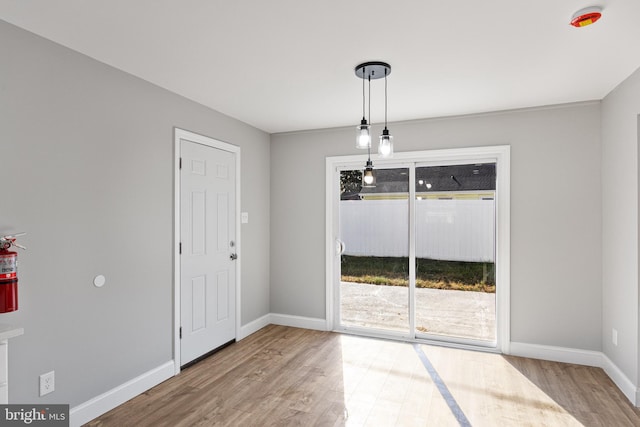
[{"xmin": 341, "ymin": 256, "xmax": 495, "ymax": 293}]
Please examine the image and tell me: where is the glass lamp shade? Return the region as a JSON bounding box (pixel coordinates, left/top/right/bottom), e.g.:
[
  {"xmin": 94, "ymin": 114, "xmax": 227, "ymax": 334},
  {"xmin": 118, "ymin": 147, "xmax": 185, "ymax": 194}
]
[
  {"xmin": 378, "ymin": 128, "xmax": 393, "ymax": 158},
  {"xmin": 356, "ymin": 119, "xmax": 371, "ymax": 149},
  {"xmin": 362, "ymin": 160, "xmax": 376, "ymax": 187}
]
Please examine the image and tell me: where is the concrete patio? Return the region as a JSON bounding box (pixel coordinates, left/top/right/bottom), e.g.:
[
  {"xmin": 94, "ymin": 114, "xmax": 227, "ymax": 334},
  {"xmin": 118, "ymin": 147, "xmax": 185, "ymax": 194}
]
[{"xmin": 340, "ymin": 282, "xmax": 496, "ymax": 341}]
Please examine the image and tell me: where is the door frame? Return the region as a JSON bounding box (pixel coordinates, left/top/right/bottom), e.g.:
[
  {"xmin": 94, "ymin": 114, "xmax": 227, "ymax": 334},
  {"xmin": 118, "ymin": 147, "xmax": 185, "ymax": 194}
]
[
  {"xmin": 325, "ymin": 145, "xmax": 510, "ymax": 353},
  {"xmin": 173, "ymin": 128, "xmax": 241, "ymax": 374}
]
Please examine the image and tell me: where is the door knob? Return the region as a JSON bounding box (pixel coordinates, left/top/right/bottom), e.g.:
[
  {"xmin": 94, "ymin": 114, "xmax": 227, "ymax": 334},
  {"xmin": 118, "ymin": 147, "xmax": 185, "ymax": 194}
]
[{"xmin": 230, "ymin": 253, "xmax": 238, "ymax": 260}]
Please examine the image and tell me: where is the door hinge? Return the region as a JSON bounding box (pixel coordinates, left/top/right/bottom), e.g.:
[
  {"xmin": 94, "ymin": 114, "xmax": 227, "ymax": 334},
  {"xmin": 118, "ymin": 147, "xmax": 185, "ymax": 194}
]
[
  {"xmin": 179, "ymin": 242, "xmax": 182, "ymax": 254},
  {"xmin": 179, "ymin": 157, "xmax": 182, "ymax": 169},
  {"xmin": 179, "ymin": 327, "xmax": 182, "ymax": 339}
]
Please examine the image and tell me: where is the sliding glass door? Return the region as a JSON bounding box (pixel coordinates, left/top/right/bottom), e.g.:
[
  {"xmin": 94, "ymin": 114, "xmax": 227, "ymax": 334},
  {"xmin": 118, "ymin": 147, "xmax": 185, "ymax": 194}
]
[
  {"xmin": 339, "ymin": 167, "xmax": 409, "ymax": 336},
  {"xmin": 414, "ymin": 163, "xmax": 496, "ymax": 343},
  {"xmin": 332, "ymin": 151, "xmax": 505, "ymax": 349}
]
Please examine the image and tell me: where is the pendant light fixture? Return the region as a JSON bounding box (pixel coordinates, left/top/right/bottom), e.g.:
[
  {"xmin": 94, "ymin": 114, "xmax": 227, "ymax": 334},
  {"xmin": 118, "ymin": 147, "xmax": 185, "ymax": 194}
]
[
  {"xmin": 378, "ymin": 67, "xmax": 393, "ymax": 158},
  {"xmin": 355, "ymin": 61, "xmax": 392, "ymax": 188},
  {"xmin": 355, "ymin": 64, "xmax": 371, "ymax": 149},
  {"xmin": 362, "ymin": 157, "xmax": 376, "ymax": 187},
  {"xmin": 362, "ymin": 74, "xmax": 376, "ymax": 187}
]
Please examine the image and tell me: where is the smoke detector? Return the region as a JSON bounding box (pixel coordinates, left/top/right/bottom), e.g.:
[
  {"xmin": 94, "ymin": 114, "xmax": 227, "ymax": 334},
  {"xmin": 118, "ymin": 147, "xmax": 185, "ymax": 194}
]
[{"xmin": 570, "ymin": 6, "xmax": 602, "ymax": 27}]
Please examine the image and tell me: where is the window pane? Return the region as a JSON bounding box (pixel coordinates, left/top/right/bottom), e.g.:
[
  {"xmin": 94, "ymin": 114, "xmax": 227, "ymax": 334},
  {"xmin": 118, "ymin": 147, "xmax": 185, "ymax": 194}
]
[
  {"xmin": 414, "ymin": 163, "xmax": 496, "ymax": 341},
  {"xmin": 340, "ymin": 168, "xmax": 409, "ymax": 333}
]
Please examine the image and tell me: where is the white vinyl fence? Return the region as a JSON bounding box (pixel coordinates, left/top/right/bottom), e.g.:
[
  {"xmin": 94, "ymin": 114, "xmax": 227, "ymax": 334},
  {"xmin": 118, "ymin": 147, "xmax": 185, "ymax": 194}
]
[{"xmin": 340, "ymin": 199, "xmax": 495, "ymax": 262}]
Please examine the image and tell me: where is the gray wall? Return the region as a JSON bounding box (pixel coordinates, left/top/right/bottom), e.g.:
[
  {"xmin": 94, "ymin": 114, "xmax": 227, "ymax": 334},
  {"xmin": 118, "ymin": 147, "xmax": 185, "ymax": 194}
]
[
  {"xmin": 271, "ymin": 103, "xmax": 602, "ymax": 351},
  {"xmin": 601, "ymin": 66, "xmax": 640, "ymax": 386},
  {"xmin": 1, "ymin": 13, "xmax": 625, "ymax": 412},
  {"xmin": 0, "ymin": 21, "xmax": 270, "ymax": 406}
]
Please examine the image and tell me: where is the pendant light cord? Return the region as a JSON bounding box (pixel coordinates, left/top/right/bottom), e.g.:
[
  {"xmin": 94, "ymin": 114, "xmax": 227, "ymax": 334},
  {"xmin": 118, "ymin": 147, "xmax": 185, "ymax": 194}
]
[
  {"xmin": 368, "ymin": 74, "xmax": 371, "ymax": 127},
  {"xmin": 384, "ymin": 70, "xmax": 388, "ymax": 129},
  {"xmin": 368, "ymin": 74, "xmax": 372, "ymax": 160},
  {"xmin": 362, "ymin": 67, "xmax": 366, "ymax": 120}
]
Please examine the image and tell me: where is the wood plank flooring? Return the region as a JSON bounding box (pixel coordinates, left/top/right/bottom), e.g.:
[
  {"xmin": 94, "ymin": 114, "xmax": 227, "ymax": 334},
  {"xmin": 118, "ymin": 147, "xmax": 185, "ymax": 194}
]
[{"xmin": 85, "ymin": 325, "xmax": 640, "ymax": 426}]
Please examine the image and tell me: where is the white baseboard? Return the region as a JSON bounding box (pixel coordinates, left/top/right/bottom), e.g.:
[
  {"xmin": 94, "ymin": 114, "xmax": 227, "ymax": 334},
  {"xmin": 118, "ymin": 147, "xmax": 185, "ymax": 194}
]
[
  {"xmin": 510, "ymin": 341, "xmax": 639, "ymax": 407},
  {"xmin": 601, "ymin": 353, "xmax": 639, "ymax": 406},
  {"xmin": 509, "ymin": 341, "xmax": 603, "ymax": 367},
  {"xmin": 69, "ymin": 315, "xmax": 322, "ymax": 425},
  {"xmin": 239, "ymin": 314, "xmax": 271, "ymax": 340},
  {"xmin": 269, "ymin": 313, "xmax": 328, "ymax": 331},
  {"xmin": 239, "ymin": 313, "xmax": 328, "ymax": 339},
  {"xmin": 69, "ymin": 361, "xmax": 174, "ymax": 427}
]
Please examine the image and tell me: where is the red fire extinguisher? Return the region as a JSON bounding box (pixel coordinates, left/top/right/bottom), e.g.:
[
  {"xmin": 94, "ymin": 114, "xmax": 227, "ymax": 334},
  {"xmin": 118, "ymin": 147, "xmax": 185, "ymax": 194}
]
[{"xmin": 0, "ymin": 233, "xmax": 25, "ymax": 313}]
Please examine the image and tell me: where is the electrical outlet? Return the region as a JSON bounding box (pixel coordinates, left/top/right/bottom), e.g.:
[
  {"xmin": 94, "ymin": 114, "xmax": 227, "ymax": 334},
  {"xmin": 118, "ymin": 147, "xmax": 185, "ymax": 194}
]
[
  {"xmin": 39, "ymin": 371, "xmax": 55, "ymax": 396},
  {"xmin": 612, "ymin": 328, "xmax": 618, "ymax": 346}
]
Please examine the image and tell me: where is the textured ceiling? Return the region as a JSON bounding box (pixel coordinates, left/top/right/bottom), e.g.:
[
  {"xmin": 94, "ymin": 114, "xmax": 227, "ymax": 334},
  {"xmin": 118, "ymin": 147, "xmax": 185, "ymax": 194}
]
[{"xmin": 1, "ymin": 0, "xmax": 639, "ymax": 133}]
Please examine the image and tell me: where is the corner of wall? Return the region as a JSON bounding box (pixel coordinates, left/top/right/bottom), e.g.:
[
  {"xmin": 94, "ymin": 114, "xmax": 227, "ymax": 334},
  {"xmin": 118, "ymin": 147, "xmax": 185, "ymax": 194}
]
[
  {"xmin": 511, "ymin": 341, "xmax": 639, "ymax": 407},
  {"xmin": 602, "ymin": 353, "xmax": 640, "ymax": 407}
]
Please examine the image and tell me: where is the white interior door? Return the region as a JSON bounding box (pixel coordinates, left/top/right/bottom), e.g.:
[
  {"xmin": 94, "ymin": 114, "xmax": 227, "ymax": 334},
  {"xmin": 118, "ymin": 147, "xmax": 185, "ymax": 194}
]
[{"xmin": 180, "ymin": 139, "xmax": 236, "ymax": 366}]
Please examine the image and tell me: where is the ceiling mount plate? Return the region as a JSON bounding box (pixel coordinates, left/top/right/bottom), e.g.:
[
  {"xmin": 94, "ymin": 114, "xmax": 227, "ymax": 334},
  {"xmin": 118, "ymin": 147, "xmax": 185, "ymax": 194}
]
[{"xmin": 355, "ymin": 61, "xmax": 391, "ymax": 80}]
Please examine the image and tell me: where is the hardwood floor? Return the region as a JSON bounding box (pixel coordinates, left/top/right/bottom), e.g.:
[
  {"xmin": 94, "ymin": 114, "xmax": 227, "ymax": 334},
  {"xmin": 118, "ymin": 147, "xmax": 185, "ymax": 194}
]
[{"xmin": 86, "ymin": 325, "xmax": 640, "ymax": 426}]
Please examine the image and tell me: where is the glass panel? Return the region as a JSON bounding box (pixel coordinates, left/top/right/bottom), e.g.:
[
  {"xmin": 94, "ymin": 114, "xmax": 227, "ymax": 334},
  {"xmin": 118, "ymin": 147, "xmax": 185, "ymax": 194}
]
[
  {"xmin": 340, "ymin": 168, "xmax": 409, "ymax": 333},
  {"xmin": 414, "ymin": 163, "xmax": 496, "ymax": 341}
]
